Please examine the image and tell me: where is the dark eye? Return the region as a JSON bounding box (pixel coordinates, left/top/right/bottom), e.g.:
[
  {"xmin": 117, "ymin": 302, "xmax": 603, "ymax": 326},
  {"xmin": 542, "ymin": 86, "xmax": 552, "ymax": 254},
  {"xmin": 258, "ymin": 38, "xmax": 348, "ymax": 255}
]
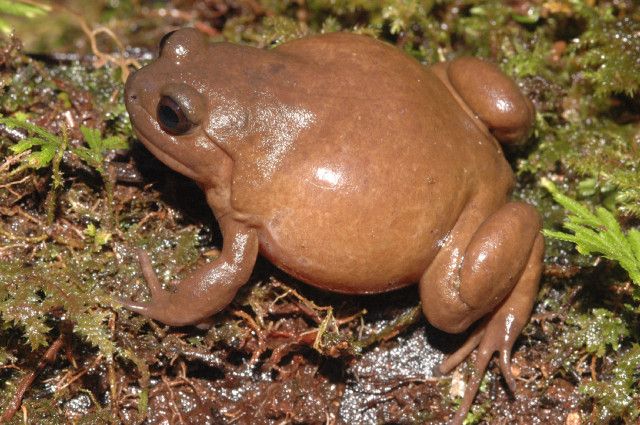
[{"xmin": 157, "ymin": 96, "xmax": 192, "ymax": 135}]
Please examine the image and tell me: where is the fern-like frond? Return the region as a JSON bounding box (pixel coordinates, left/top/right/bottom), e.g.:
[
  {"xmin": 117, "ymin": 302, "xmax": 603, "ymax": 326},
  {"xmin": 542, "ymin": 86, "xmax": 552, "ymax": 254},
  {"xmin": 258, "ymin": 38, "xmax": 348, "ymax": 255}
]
[{"xmin": 542, "ymin": 178, "xmax": 640, "ymax": 285}]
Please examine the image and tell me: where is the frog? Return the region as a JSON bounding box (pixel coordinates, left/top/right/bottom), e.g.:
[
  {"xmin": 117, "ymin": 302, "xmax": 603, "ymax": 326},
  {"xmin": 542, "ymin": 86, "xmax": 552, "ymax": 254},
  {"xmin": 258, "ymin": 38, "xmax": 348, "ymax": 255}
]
[{"xmin": 122, "ymin": 28, "xmax": 544, "ymax": 425}]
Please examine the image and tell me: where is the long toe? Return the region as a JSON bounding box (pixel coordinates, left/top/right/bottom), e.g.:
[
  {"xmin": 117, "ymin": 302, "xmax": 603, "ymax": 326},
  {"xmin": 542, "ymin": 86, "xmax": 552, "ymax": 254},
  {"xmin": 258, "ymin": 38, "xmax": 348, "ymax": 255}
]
[
  {"xmin": 438, "ymin": 326, "xmax": 485, "ymax": 375},
  {"xmin": 499, "ymin": 347, "xmax": 517, "ymax": 393},
  {"xmin": 117, "ymin": 297, "xmax": 151, "ymax": 315},
  {"xmin": 136, "ymin": 249, "xmax": 163, "ymax": 295}
]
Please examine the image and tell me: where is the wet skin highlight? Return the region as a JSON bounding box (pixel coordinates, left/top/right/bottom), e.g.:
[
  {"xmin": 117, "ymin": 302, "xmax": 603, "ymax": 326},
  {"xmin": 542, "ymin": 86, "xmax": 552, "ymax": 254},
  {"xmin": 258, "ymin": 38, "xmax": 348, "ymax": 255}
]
[{"xmin": 123, "ymin": 29, "xmax": 543, "ymax": 425}]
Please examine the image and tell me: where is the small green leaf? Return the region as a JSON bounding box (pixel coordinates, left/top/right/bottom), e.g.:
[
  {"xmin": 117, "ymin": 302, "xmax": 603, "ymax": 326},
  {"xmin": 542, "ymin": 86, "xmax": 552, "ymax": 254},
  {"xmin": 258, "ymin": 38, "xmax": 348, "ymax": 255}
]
[
  {"xmin": 100, "ymin": 136, "xmax": 128, "ymax": 150},
  {"xmin": 85, "ymin": 223, "xmax": 112, "ymax": 248},
  {"xmin": 80, "ymin": 126, "xmax": 101, "ymax": 152},
  {"xmin": 75, "ymin": 126, "xmax": 129, "ymax": 173},
  {"xmin": 511, "ymin": 7, "xmax": 540, "ymax": 25},
  {"xmin": 0, "ymin": 116, "xmax": 60, "ymax": 145},
  {"xmin": 22, "ymin": 316, "xmax": 51, "ymax": 350},
  {"xmin": 75, "ymin": 310, "xmax": 116, "ymax": 356},
  {"xmin": 9, "ymin": 137, "xmax": 45, "ymax": 154},
  {"xmin": 0, "ymin": 117, "xmax": 64, "ymax": 171},
  {"xmin": 628, "ymin": 229, "xmax": 640, "ymax": 264},
  {"xmin": 73, "ymin": 146, "xmax": 101, "ymax": 169},
  {"xmin": 85, "ymin": 223, "xmax": 97, "ymax": 238},
  {"xmin": 29, "ymin": 143, "xmax": 57, "ymax": 168},
  {"xmin": 0, "ymin": 0, "xmax": 49, "ymax": 19}
]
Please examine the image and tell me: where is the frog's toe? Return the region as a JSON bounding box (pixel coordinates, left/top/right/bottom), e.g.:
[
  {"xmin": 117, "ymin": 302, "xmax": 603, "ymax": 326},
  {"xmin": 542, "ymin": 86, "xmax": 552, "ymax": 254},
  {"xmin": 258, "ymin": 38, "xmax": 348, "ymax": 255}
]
[
  {"xmin": 447, "ymin": 308, "xmax": 526, "ymax": 425},
  {"xmin": 118, "ymin": 294, "xmax": 183, "ymax": 325},
  {"xmin": 448, "ymin": 328, "xmax": 500, "ymax": 425},
  {"xmin": 136, "ymin": 249, "xmax": 163, "ymax": 296},
  {"xmin": 476, "ymin": 311, "xmax": 520, "ymax": 393},
  {"xmin": 438, "ymin": 323, "xmax": 485, "ymax": 375},
  {"xmin": 117, "ymin": 295, "xmax": 170, "ymax": 318},
  {"xmin": 117, "ymin": 297, "xmax": 152, "ymax": 315},
  {"xmin": 118, "ymin": 250, "xmax": 179, "ymax": 323},
  {"xmin": 497, "ymin": 341, "xmax": 517, "ymax": 393}
]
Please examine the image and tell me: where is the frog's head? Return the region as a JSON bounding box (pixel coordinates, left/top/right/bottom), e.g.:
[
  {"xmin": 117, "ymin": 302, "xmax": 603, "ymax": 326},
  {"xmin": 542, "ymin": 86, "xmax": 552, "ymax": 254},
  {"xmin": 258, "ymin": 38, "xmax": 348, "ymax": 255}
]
[{"xmin": 125, "ymin": 28, "xmax": 248, "ymax": 185}]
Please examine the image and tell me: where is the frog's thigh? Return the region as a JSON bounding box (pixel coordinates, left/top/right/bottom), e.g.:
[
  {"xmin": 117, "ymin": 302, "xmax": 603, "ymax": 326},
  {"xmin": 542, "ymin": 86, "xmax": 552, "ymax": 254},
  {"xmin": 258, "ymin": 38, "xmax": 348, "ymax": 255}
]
[{"xmin": 419, "ymin": 202, "xmax": 542, "ymax": 334}]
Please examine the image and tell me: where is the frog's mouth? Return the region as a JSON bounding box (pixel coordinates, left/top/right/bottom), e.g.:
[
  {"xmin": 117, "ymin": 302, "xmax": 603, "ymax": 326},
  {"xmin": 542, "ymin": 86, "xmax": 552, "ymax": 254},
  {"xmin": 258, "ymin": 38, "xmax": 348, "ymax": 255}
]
[{"xmin": 126, "ymin": 100, "xmax": 203, "ymax": 181}]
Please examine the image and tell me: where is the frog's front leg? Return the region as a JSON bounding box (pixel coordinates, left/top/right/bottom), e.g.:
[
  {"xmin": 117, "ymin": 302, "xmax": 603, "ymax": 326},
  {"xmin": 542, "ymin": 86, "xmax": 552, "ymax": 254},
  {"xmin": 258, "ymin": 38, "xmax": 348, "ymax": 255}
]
[
  {"xmin": 419, "ymin": 202, "xmax": 543, "ymax": 425},
  {"xmin": 121, "ymin": 217, "xmax": 259, "ymax": 326}
]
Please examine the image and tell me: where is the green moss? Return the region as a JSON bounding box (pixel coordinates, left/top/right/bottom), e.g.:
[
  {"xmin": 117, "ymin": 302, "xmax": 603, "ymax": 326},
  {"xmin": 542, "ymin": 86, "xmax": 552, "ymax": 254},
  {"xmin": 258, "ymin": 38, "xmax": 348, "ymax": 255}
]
[
  {"xmin": 581, "ymin": 345, "xmax": 640, "ymax": 423},
  {"xmin": 567, "ymin": 308, "xmax": 630, "ymax": 358},
  {"xmin": 5, "ymin": 398, "xmax": 66, "ymax": 425},
  {"xmin": 571, "ymin": 15, "xmax": 640, "ymax": 103}
]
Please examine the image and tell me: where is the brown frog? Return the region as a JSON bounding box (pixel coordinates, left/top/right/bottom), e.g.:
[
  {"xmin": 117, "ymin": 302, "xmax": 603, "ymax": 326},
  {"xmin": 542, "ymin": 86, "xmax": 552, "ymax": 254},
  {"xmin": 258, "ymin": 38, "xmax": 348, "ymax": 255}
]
[{"xmin": 123, "ymin": 29, "xmax": 543, "ymax": 424}]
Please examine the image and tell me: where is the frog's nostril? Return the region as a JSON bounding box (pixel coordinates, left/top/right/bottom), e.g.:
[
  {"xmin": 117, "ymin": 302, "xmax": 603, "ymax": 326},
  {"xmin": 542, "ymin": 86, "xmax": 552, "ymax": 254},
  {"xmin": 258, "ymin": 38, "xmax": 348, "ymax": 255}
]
[
  {"xmin": 124, "ymin": 69, "xmax": 140, "ymax": 102},
  {"xmin": 125, "ymin": 83, "xmax": 138, "ymax": 102}
]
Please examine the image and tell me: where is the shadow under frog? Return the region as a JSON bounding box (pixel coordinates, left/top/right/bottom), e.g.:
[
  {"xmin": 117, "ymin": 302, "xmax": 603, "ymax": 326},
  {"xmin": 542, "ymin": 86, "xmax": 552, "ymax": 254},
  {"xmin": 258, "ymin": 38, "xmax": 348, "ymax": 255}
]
[{"xmin": 123, "ymin": 28, "xmax": 543, "ymax": 425}]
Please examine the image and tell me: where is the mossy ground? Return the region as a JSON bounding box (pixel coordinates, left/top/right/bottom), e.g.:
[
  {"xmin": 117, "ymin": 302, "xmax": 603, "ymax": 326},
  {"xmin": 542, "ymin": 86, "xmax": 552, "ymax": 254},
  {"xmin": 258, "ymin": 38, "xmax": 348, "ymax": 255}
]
[{"xmin": 0, "ymin": 1, "xmax": 639, "ymax": 424}]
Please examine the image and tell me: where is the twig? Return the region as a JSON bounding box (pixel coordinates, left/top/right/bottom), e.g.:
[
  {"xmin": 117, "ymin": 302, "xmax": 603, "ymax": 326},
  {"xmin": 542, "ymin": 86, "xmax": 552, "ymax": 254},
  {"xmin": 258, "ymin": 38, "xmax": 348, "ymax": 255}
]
[
  {"xmin": 21, "ymin": 2, "xmax": 141, "ymax": 81},
  {"xmin": 233, "ymin": 310, "xmax": 266, "ymax": 364},
  {"xmin": 0, "ymin": 335, "xmax": 65, "ymax": 423},
  {"xmin": 0, "ymin": 243, "xmax": 27, "ymax": 254},
  {"xmin": 55, "ymin": 354, "xmax": 104, "ymax": 392},
  {"xmin": 355, "ymin": 306, "xmax": 422, "ymax": 350},
  {"xmin": 162, "ymin": 376, "xmax": 186, "ymax": 425},
  {"xmin": 0, "ymin": 174, "xmax": 31, "ymax": 189},
  {"xmin": 0, "ymin": 224, "xmax": 48, "ymax": 243},
  {"xmin": 74, "ymin": 13, "xmax": 140, "ymax": 80},
  {"xmin": 0, "ymin": 152, "xmax": 29, "ymax": 174}
]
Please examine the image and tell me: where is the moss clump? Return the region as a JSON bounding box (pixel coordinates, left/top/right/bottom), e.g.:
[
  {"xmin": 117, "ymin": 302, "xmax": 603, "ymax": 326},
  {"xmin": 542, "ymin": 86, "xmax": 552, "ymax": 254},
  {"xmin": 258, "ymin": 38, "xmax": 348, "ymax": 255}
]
[
  {"xmin": 581, "ymin": 345, "xmax": 640, "ymax": 423},
  {"xmin": 567, "ymin": 308, "xmax": 630, "ymax": 358}
]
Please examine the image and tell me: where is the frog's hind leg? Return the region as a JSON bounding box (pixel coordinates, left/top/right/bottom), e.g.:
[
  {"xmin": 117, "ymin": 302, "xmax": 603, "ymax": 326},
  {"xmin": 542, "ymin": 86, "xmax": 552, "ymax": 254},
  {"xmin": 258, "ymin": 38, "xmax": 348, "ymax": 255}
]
[
  {"xmin": 418, "ymin": 202, "xmax": 543, "ymax": 425},
  {"xmin": 445, "ymin": 233, "xmax": 543, "ymax": 425},
  {"xmin": 443, "ymin": 57, "xmax": 535, "ymax": 145}
]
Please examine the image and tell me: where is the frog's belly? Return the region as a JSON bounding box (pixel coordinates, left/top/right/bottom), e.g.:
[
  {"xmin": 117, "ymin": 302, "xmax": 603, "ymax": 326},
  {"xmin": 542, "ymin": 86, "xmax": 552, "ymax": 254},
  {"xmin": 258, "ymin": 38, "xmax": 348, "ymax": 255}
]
[
  {"xmin": 255, "ymin": 192, "xmax": 467, "ymax": 294},
  {"xmin": 236, "ymin": 130, "xmax": 486, "ymax": 293}
]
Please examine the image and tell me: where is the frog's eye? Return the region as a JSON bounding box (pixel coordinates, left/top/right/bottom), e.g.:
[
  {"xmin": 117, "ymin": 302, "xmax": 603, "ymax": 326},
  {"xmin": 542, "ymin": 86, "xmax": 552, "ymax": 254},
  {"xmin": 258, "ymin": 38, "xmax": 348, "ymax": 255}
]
[{"xmin": 157, "ymin": 96, "xmax": 192, "ymax": 135}]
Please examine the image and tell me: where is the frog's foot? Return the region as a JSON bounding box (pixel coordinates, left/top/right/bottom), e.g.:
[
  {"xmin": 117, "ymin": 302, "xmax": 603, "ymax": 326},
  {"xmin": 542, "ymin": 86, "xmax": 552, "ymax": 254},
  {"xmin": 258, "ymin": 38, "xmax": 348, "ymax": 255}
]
[
  {"xmin": 419, "ymin": 202, "xmax": 544, "ymax": 425},
  {"xmin": 438, "ymin": 236, "xmax": 544, "ymax": 425},
  {"xmin": 118, "ymin": 249, "xmax": 185, "ymax": 325},
  {"xmin": 119, "ymin": 221, "xmax": 259, "ymax": 327},
  {"xmin": 439, "ymin": 307, "xmax": 521, "ymax": 425},
  {"xmin": 435, "ymin": 234, "xmax": 543, "ymax": 425},
  {"xmin": 455, "ymin": 233, "xmax": 543, "ymax": 425}
]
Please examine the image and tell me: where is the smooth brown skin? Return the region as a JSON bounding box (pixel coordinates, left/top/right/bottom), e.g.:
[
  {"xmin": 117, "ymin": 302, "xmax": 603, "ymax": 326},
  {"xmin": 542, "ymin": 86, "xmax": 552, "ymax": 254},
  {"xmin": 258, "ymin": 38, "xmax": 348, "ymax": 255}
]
[{"xmin": 123, "ymin": 29, "xmax": 543, "ymax": 424}]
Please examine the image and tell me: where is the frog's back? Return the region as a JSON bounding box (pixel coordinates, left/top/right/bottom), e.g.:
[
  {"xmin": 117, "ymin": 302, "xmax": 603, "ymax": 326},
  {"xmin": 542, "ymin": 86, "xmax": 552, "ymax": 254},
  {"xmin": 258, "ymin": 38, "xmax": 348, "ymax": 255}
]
[{"xmin": 228, "ymin": 33, "xmax": 513, "ymax": 293}]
